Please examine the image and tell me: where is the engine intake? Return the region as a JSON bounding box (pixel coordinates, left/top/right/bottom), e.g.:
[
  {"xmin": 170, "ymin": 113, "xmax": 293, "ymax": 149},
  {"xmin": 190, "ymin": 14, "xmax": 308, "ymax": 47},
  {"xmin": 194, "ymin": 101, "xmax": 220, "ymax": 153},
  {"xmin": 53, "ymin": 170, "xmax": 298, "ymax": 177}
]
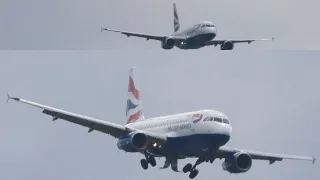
[
  {"xmin": 222, "ymin": 152, "xmax": 252, "ymax": 173},
  {"xmin": 220, "ymin": 41, "xmax": 234, "ymax": 50},
  {"xmin": 117, "ymin": 132, "xmax": 148, "ymax": 152},
  {"xmin": 161, "ymin": 37, "xmax": 175, "ymax": 50}
]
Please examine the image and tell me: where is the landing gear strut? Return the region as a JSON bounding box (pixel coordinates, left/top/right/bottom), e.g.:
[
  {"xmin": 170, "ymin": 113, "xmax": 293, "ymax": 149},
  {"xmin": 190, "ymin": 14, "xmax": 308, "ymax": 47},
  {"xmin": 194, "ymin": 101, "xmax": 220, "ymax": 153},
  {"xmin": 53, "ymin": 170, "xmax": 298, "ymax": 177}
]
[
  {"xmin": 183, "ymin": 155, "xmax": 216, "ymax": 179},
  {"xmin": 182, "ymin": 156, "xmax": 205, "ymax": 179},
  {"xmin": 140, "ymin": 153, "xmax": 156, "ymax": 170}
]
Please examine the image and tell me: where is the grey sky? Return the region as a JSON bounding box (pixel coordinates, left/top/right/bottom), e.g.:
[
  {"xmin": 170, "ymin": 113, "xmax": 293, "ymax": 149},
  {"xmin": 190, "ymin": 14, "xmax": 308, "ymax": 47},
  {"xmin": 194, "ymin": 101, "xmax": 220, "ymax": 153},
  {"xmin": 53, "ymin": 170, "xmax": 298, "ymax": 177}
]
[
  {"xmin": 0, "ymin": 50, "xmax": 318, "ymax": 180},
  {"xmin": 0, "ymin": 0, "xmax": 319, "ymax": 50}
]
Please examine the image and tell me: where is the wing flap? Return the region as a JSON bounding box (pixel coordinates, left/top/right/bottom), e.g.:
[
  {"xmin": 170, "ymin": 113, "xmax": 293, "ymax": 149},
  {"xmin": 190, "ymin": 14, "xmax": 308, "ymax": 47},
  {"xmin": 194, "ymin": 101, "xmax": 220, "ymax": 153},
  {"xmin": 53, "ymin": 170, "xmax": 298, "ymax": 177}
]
[
  {"xmin": 42, "ymin": 109, "xmax": 123, "ymax": 138},
  {"xmin": 101, "ymin": 28, "xmax": 165, "ymax": 41},
  {"xmin": 206, "ymin": 38, "xmax": 274, "ymax": 46},
  {"xmin": 218, "ymin": 146, "xmax": 316, "ymax": 164}
]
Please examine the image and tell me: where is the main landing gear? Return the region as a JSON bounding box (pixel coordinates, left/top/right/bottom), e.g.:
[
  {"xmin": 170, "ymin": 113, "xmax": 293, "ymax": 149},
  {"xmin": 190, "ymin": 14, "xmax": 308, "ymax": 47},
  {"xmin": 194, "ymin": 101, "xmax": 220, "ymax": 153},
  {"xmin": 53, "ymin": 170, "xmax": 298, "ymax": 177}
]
[
  {"xmin": 140, "ymin": 154, "xmax": 156, "ymax": 170},
  {"xmin": 183, "ymin": 155, "xmax": 216, "ymax": 179},
  {"xmin": 182, "ymin": 163, "xmax": 199, "ymax": 179},
  {"xmin": 183, "ymin": 163, "xmax": 199, "ymax": 179}
]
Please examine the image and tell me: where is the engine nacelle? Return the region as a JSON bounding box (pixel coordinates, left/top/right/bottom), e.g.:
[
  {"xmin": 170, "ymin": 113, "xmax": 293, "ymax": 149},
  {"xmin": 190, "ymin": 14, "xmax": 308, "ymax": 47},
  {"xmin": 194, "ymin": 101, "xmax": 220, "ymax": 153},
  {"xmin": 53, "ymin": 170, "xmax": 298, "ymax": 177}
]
[
  {"xmin": 117, "ymin": 132, "xmax": 148, "ymax": 152},
  {"xmin": 222, "ymin": 152, "xmax": 252, "ymax": 173},
  {"xmin": 161, "ymin": 37, "xmax": 175, "ymax": 50},
  {"xmin": 220, "ymin": 41, "xmax": 234, "ymax": 50}
]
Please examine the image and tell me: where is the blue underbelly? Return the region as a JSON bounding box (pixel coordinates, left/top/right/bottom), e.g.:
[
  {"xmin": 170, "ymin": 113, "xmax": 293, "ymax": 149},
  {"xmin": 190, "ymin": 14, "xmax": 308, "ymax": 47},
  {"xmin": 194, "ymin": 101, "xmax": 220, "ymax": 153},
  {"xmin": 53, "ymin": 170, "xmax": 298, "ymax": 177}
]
[{"xmin": 148, "ymin": 133, "xmax": 230, "ymax": 158}]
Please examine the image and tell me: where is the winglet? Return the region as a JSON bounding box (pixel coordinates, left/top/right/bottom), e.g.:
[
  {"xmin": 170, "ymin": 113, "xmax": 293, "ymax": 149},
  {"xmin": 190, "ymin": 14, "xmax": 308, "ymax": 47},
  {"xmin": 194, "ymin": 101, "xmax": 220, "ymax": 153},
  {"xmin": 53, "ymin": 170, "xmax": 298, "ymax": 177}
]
[
  {"xmin": 6, "ymin": 93, "xmax": 20, "ymax": 103},
  {"xmin": 6, "ymin": 93, "xmax": 11, "ymax": 103},
  {"xmin": 313, "ymin": 157, "xmax": 316, "ymax": 164},
  {"xmin": 271, "ymin": 37, "xmax": 275, "ymax": 41},
  {"xmin": 101, "ymin": 26, "xmax": 103, "ymax": 32}
]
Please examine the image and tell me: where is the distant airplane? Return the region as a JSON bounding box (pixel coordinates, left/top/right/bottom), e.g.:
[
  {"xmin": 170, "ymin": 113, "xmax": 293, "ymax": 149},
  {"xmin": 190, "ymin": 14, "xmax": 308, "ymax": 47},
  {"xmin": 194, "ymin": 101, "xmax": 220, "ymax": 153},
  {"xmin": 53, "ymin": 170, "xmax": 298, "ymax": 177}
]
[
  {"xmin": 101, "ymin": 3, "xmax": 274, "ymax": 50},
  {"xmin": 7, "ymin": 67, "xmax": 315, "ymax": 179}
]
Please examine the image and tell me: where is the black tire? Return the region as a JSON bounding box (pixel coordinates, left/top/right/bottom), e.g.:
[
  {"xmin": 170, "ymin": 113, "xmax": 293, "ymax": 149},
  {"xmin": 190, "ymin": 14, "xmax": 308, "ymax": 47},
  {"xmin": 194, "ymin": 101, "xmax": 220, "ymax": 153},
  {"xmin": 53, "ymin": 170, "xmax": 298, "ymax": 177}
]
[
  {"xmin": 183, "ymin": 163, "xmax": 192, "ymax": 173},
  {"xmin": 148, "ymin": 156, "xmax": 157, "ymax": 167},
  {"xmin": 140, "ymin": 159, "xmax": 148, "ymax": 170},
  {"xmin": 189, "ymin": 169, "xmax": 199, "ymax": 179}
]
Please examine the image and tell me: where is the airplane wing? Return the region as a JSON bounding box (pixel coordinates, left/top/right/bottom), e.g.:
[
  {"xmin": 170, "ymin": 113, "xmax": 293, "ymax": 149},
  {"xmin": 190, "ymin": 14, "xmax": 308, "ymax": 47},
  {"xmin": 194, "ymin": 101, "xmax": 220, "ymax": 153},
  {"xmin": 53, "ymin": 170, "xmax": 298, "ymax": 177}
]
[
  {"xmin": 218, "ymin": 146, "xmax": 316, "ymax": 164},
  {"xmin": 6, "ymin": 94, "xmax": 167, "ymax": 144},
  {"xmin": 205, "ymin": 37, "xmax": 274, "ymax": 46},
  {"xmin": 101, "ymin": 27, "xmax": 186, "ymax": 41},
  {"xmin": 101, "ymin": 27, "xmax": 165, "ymax": 41}
]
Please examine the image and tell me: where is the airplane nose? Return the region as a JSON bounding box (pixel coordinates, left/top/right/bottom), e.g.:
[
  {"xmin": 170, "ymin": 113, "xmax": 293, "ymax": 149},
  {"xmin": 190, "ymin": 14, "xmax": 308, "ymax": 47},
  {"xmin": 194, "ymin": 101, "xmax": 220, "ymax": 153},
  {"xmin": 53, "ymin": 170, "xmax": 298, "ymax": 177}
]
[
  {"xmin": 221, "ymin": 125, "xmax": 232, "ymax": 145},
  {"xmin": 212, "ymin": 124, "xmax": 231, "ymax": 146},
  {"xmin": 218, "ymin": 133, "xmax": 230, "ymax": 146},
  {"xmin": 212, "ymin": 27, "xmax": 217, "ymax": 35}
]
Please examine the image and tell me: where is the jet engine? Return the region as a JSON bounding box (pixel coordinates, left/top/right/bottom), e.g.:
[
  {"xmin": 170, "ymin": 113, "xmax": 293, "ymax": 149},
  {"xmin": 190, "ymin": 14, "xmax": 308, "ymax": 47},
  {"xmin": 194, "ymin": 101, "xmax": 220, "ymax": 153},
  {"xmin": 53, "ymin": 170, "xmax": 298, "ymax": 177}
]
[
  {"xmin": 161, "ymin": 37, "xmax": 175, "ymax": 50},
  {"xmin": 222, "ymin": 152, "xmax": 252, "ymax": 173},
  {"xmin": 117, "ymin": 132, "xmax": 148, "ymax": 152},
  {"xmin": 220, "ymin": 41, "xmax": 234, "ymax": 50}
]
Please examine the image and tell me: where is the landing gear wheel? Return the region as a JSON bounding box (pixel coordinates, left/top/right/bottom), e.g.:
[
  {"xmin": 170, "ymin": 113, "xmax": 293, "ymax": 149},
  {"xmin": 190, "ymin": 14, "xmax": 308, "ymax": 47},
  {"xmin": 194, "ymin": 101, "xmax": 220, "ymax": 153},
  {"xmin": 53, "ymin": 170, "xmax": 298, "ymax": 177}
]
[
  {"xmin": 183, "ymin": 163, "xmax": 192, "ymax": 173},
  {"xmin": 141, "ymin": 159, "xmax": 148, "ymax": 170},
  {"xmin": 189, "ymin": 169, "xmax": 199, "ymax": 179},
  {"xmin": 148, "ymin": 156, "xmax": 157, "ymax": 167}
]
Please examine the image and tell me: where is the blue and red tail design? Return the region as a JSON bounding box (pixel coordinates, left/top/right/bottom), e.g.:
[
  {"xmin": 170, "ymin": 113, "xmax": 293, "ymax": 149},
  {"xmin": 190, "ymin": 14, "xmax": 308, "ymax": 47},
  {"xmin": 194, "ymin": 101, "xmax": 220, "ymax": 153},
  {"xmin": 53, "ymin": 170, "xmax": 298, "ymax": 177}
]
[{"xmin": 126, "ymin": 67, "xmax": 145, "ymax": 124}]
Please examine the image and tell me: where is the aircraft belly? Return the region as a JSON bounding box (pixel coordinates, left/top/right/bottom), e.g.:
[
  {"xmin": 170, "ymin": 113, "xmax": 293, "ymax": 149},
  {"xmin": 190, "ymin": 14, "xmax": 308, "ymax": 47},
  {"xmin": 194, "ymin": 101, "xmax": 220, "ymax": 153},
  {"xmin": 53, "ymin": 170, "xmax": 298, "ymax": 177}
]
[
  {"xmin": 151, "ymin": 133, "xmax": 230, "ymax": 158},
  {"xmin": 183, "ymin": 33, "xmax": 216, "ymax": 49}
]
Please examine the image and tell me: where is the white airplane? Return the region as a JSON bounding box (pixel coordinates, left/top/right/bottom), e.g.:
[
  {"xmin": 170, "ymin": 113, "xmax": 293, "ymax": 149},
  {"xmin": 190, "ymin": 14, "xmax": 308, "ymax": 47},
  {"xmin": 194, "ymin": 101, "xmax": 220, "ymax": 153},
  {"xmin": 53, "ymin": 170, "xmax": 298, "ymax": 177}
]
[
  {"xmin": 7, "ymin": 67, "xmax": 315, "ymax": 179},
  {"xmin": 101, "ymin": 3, "xmax": 274, "ymax": 50}
]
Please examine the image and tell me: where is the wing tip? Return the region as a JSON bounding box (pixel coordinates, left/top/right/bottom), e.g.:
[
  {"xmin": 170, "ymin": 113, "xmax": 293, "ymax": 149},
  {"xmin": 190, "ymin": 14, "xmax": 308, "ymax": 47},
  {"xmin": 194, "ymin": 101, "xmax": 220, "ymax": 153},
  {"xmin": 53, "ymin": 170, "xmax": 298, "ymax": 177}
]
[
  {"xmin": 6, "ymin": 93, "xmax": 10, "ymax": 103},
  {"xmin": 313, "ymin": 157, "xmax": 316, "ymax": 164},
  {"xmin": 6, "ymin": 93, "xmax": 20, "ymax": 103},
  {"xmin": 101, "ymin": 27, "xmax": 107, "ymax": 32},
  {"xmin": 101, "ymin": 27, "xmax": 109, "ymax": 32}
]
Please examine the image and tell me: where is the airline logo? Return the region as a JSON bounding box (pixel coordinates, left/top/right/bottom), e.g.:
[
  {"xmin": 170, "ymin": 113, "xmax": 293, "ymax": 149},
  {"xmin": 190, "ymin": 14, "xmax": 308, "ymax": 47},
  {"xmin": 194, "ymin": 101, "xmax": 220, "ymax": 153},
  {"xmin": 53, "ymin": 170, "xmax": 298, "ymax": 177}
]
[
  {"xmin": 128, "ymin": 76, "xmax": 140, "ymax": 100},
  {"xmin": 126, "ymin": 100, "xmax": 137, "ymax": 115},
  {"xmin": 191, "ymin": 113, "xmax": 203, "ymax": 123},
  {"xmin": 126, "ymin": 76, "xmax": 141, "ymax": 124},
  {"xmin": 173, "ymin": 3, "xmax": 180, "ymax": 32}
]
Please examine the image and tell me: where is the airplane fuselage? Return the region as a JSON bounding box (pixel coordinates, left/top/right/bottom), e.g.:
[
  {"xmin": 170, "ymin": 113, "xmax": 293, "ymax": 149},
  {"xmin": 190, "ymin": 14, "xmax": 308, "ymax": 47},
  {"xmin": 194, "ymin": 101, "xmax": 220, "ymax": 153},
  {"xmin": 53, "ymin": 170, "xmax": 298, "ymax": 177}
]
[
  {"xmin": 124, "ymin": 109, "xmax": 232, "ymax": 159},
  {"xmin": 172, "ymin": 21, "xmax": 217, "ymax": 49}
]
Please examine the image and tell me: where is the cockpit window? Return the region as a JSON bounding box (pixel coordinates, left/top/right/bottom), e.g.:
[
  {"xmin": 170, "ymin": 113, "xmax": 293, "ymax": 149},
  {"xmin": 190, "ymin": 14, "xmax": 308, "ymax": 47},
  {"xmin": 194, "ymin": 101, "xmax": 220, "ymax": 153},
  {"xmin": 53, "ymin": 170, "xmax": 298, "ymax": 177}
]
[
  {"xmin": 201, "ymin": 24, "xmax": 215, "ymax": 28},
  {"xmin": 214, "ymin": 117, "xmax": 223, "ymax": 123},
  {"xmin": 203, "ymin": 117, "xmax": 213, "ymax": 121},
  {"xmin": 223, "ymin": 119, "xmax": 230, "ymax": 124}
]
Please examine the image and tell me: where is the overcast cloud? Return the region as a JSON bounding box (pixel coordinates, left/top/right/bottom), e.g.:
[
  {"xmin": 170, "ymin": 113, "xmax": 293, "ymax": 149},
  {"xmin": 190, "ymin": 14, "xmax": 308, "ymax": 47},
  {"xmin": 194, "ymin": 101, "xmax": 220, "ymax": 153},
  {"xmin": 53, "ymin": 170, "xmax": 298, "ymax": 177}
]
[
  {"xmin": 0, "ymin": 0, "xmax": 319, "ymax": 50},
  {"xmin": 0, "ymin": 50, "xmax": 319, "ymax": 180}
]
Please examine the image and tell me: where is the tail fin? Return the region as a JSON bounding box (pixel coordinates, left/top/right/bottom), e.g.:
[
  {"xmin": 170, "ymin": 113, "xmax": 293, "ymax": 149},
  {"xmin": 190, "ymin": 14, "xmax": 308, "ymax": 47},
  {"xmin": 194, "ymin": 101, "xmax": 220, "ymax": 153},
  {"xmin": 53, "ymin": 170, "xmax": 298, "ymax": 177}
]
[
  {"xmin": 126, "ymin": 67, "xmax": 145, "ymax": 124},
  {"xmin": 173, "ymin": 2, "xmax": 180, "ymax": 32}
]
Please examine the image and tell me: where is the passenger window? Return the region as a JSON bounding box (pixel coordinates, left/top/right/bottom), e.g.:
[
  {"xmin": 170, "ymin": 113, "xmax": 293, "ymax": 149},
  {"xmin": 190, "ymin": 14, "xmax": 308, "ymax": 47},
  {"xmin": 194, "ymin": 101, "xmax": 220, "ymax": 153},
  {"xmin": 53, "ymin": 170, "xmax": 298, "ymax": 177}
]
[
  {"xmin": 214, "ymin": 117, "xmax": 222, "ymax": 123},
  {"xmin": 223, "ymin": 119, "xmax": 229, "ymax": 124}
]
